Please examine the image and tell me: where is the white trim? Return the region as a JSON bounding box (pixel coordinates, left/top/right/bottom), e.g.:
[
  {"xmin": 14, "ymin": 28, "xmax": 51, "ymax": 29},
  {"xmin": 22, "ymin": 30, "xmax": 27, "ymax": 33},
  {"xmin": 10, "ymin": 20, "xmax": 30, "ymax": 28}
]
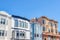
[{"xmin": 0, "ymin": 11, "xmax": 11, "ymax": 17}]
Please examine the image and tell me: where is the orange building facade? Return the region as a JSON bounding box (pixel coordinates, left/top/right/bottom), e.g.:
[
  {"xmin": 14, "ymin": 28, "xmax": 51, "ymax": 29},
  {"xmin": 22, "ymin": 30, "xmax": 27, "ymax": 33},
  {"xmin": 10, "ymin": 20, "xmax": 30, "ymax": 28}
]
[{"xmin": 30, "ymin": 16, "xmax": 60, "ymax": 40}]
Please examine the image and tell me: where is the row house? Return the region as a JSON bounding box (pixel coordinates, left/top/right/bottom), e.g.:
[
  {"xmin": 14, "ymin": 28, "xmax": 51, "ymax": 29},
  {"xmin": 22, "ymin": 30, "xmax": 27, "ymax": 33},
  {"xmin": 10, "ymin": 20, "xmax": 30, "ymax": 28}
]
[
  {"xmin": 30, "ymin": 16, "xmax": 60, "ymax": 40},
  {"xmin": 0, "ymin": 11, "xmax": 60, "ymax": 40},
  {"xmin": 0, "ymin": 11, "xmax": 30, "ymax": 40}
]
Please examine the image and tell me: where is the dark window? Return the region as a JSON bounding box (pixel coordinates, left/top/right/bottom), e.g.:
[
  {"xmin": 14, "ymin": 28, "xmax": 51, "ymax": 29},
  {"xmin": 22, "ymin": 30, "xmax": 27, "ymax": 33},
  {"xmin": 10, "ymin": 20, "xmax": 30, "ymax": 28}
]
[
  {"xmin": 0, "ymin": 18, "xmax": 6, "ymax": 24},
  {"xmin": 34, "ymin": 34, "xmax": 39, "ymax": 37},
  {"xmin": 20, "ymin": 32, "xmax": 25, "ymax": 37},
  {"xmin": 34, "ymin": 34, "xmax": 36, "ymax": 37},
  {"xmin": 43, "ymin": 27, "xmax": 45, "ymax": 31},
  {"xmin": 20, "ymin": 33, "xmax": 22, "ymax": 36},
  {"xmin": 37, "ymin": 34, "xmax": 39, "ymax": 37},
  {"xmin": 0, "ymin": 30, "xmax": 5, "ymax": 36},
  {"xmin": 16, "ymin": 31, "xmax": 19, "ymax": 37},
  {"xmin": 23, "ymin": 33, "xmax": 25, "ymax": 36},
  {"xmin": 44, "ymin": 38, "xmax": 46, "ymax": 40},
  {"xmin": 55, "ymin": 24, "xmax": 57, "ymax": 28},
  {"xmin": 0, "ymin": 31, "xmax": 1, "ymax": 36},
  {"xmin": 2, "ymin": 31, "xmax": 4, "ymax": 36},
  {"xmin": 42, "ymin": 20, "xmax": 45, "ymax": 24}
]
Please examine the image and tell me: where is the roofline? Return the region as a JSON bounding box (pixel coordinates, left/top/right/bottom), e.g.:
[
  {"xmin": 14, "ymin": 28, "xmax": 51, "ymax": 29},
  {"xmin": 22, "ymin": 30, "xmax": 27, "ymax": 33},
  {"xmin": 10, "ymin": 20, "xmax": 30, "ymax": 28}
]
[
  {"xmin": 12, "ymin": 15, "xmax": 30, "ymax": 22},
  {"xmin": 40, "ymin": 16, "xmax": 58, "ymax": 23}
]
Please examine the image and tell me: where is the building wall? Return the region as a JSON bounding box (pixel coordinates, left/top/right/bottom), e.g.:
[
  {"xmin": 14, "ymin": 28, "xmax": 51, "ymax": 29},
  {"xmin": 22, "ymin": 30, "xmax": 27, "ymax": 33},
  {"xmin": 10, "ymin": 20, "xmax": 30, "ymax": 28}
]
[
  {"xmin": 31, "ymin": 23, "xmax": 43, "ymax": 40},
  {"xmin": 38, "ymin": 17, "xmax": 58, "ymax": 34},
  {"xmin": 0, "ymin": 11, "xmax": 60, "ymax": 40},
  {"xmin": 11, "ymin": 17, "xmax": 30, "ymax": 40},
  {"xmin": 0, "ymin": 11, "xmax": 12, "ymax": 40},
  {"xmin": 30, "ymin": 16, "xmax": 60, "ymax": 40}
]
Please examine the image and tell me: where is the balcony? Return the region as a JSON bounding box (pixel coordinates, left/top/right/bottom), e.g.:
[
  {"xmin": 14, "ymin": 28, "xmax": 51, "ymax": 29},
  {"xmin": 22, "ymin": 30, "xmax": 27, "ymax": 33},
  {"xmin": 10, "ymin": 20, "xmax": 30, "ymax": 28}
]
[{"xmin": 42, "ymin": 32, "xmax": 60, "ymax": 37}]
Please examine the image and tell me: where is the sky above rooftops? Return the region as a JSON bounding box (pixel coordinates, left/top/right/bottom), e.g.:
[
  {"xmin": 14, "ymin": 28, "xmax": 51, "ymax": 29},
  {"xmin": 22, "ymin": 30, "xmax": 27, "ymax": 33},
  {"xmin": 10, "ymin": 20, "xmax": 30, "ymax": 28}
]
[{"xmin": 0, "ymin": 0, "xmax": 60, "ymax": 31}]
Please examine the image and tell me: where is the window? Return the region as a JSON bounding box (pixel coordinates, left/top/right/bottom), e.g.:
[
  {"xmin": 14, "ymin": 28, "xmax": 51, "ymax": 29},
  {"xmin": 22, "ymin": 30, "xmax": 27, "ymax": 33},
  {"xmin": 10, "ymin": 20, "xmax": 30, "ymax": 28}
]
[
  {"xmin": 37, "ymin": 34, "xmax": 39, "ymax": 37},
  {"xmin": 16, "ymin": 31, "xmax": 19, "ymax": 37},
  {"xmin": 19, "ymin": 21, "xmax": 22, "ymax": 27},
  {"xmin": 51, "ymin": 23, "xmax": 53, "ymax": 27},
  {"xmin": 19, "ymin": 21, "xmax": 28, "ymax": 28},
  {"xmin": 16, "ymin": 31, "xmax": 25, "ymax": 38},
  {"xmin": 15, "ymin": 20, "xmax": 18, "ymax": 27},
  {"xmin": 48, "ymin": 22, "xmax": 53, "ymax": 27},
  {"xmin": 48, "ymin": 29, "xmax": 50, "ymax": 32},
  {"xmin": 43, "ymin": 27, "xmax": 45, "ymax": 31},
  {"xmin": 25, "ymin": 23, "xmax": 28, "ymax": 28},
  {"xmin": 42, "ymin": 19, "xmax": 46, "ymax": 24},
  {"xmin": 0, "ymin": 30, "xmax": 4, "ymax": 36},
  {"xmin": 55, "ymin": 24, "xmax": 57, "ymax": 28},
  {"xmin": 34, "ymin": 34, "xmax": 39, "ymax": 37},
  {"xmin": 51, "ymin": 29, "xmax": 53, "ymax": 33},
  {"xmin": 20, "ymin": 32, "xmax": 25, "ymax": 37},
  {"xmin": 15, "ymin": 20, "xmax": 28, "ymax": 28},
  {"xmin": 20, "ymin": 21, "xmax": 24, "ymax": 27},
  {"xmin": 34, "ymin": 34, "xmax": 36, "ymax": 37},
  {"xmin": 44, "ymin": 38, "xmax": 46, "ymax": 40},
  {"xmin": 0, "ymin": 18, "xmax": 6, "ymax": 25}
]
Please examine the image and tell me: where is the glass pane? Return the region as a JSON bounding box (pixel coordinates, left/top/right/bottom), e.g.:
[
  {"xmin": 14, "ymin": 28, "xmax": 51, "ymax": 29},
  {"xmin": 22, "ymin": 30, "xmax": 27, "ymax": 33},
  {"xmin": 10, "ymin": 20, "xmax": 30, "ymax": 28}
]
[{"xmin": 15, "ymin": 20, "xmax": 18, "ymax": 27}]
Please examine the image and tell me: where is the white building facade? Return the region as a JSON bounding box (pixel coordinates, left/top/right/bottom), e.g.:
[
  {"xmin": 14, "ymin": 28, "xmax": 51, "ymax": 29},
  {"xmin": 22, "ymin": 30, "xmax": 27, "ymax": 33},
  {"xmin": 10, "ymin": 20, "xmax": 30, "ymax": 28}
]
[
  {"xmin": 11, "ymin": 15, "xmax": 30, "ymax": 40},
  {"xmin": 0, "ymin": 11, "xmax": 12, "ymax": 40},
  {"xmin": 0, "ymin": 11, "xmax": 30, "ymax": 40}
]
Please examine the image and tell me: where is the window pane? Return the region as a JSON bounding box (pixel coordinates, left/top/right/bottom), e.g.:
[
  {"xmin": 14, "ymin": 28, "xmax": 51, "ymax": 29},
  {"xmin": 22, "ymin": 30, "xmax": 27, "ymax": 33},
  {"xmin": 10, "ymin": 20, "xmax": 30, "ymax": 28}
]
[
  {"xmin": 19, "ymin": 21, "xmax": 21, "ymax": 27},
  {"xmin": 55, "ymin": 24, "xmax": 57, "ymax": 28},
  {"xmin": 2, "ymin": 31, "xmax": 4, "ymax": 36},
  {"xmin": 42, "ymin": 20, "xmax": 45, "ymax": 24},
  {"xmin": 15, "ymin": 20, "xmax": 18, "ymax": 27},
  {"xmin": 24, "ymin": 22, "xmax": 25, "ymax": 28},
  {"xmin": 20, "ymin": 32, "xmax": 25, "ymax": 37},
  {"xmin": 16, "ymin": 31, "xmax": 19, "ymax": 37},
  {"xmin": 25, "ymin": 23, "xmax": 28, "ymax": 28},
  {"xmin": 48, "ymin": 29, "xmax": 50, "ymax": 32},
  {"xmin": 0, "ymin": 30, "xmax": 4, "ymax": 36},
  {"xmin": 20, "ymin": 21, "xmax": 24, "ymax": 27},
  {"xmin": 0, "ymin": 30, "xmax": 1, "ymax": 36},
  {"xmin": 43, "ymin": 27, "xmax": 45, "ymax": 31},
  {"xmin": 0, "ymin": 18, "xmax": 6, "ymax": 24}
]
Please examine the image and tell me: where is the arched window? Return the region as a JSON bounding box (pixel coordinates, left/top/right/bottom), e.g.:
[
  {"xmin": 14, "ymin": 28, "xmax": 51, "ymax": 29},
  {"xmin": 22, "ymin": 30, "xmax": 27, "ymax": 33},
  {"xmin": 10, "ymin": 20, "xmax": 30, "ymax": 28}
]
[{"xmin": 42, "ymin": 19, "xmax": 46, "ymax": 24}]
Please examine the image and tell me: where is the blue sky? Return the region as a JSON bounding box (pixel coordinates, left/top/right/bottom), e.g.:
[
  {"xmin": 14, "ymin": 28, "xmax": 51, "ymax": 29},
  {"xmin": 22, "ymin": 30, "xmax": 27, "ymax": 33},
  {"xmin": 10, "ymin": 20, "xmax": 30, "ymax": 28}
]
[{"xmin": 0, "ymin": 0, "xmax": 60, "ymax": 31}]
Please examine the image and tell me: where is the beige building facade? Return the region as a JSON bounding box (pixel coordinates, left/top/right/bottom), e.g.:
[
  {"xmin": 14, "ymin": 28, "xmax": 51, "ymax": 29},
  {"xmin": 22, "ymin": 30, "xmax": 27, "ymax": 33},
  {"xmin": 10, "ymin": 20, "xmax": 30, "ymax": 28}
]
[{"xmin": 31, "ymin": 16, "xmax": 60, "ymax": 40}]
